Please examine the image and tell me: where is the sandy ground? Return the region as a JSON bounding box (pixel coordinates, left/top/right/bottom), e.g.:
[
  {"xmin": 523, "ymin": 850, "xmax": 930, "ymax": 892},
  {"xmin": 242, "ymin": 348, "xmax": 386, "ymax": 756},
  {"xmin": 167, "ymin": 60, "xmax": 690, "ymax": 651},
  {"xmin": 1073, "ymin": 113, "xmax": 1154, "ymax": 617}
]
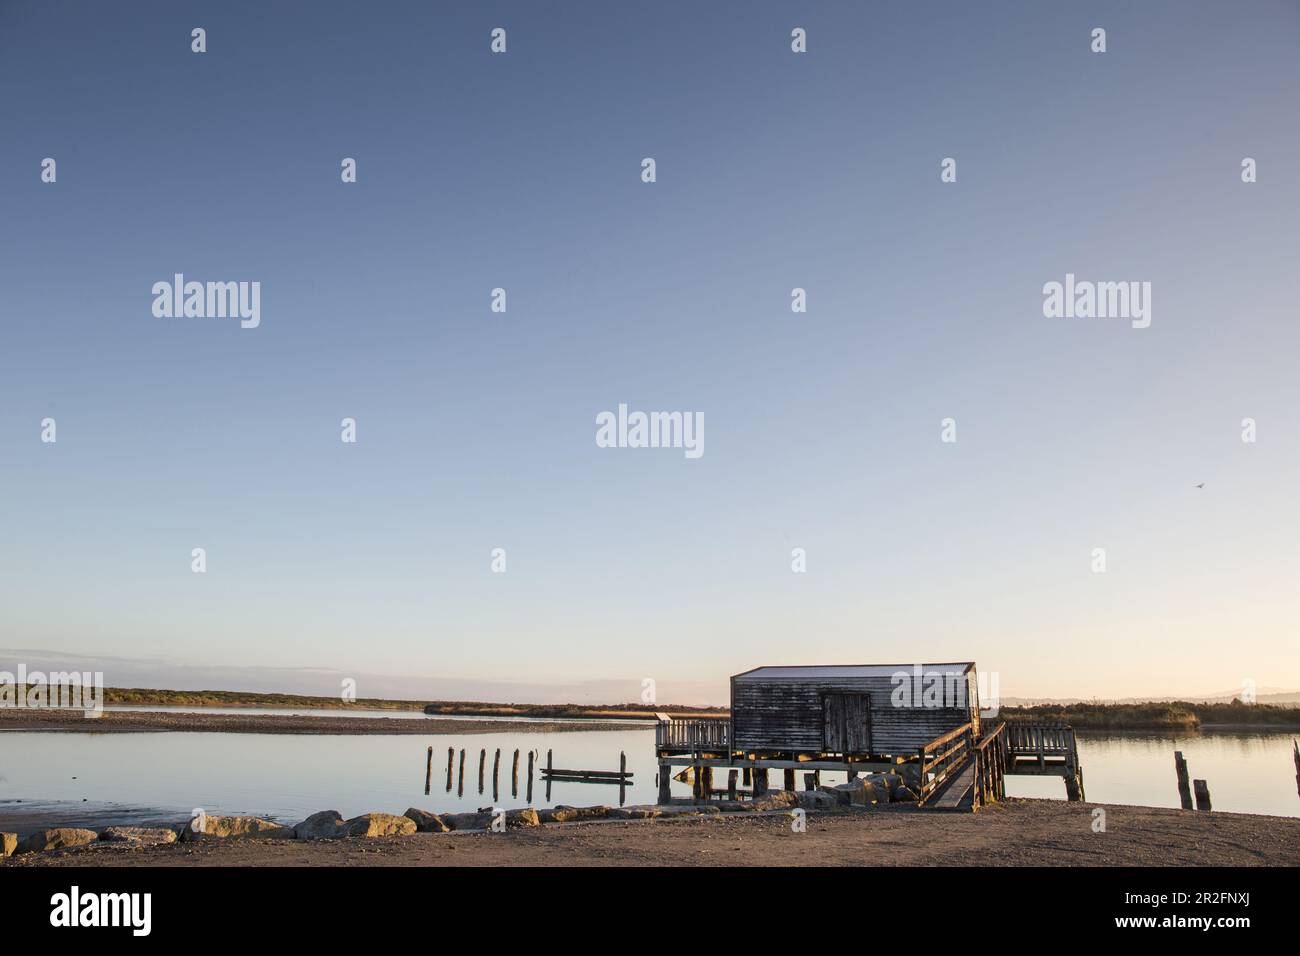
[
  {"xmin": 4, "ymin": 800, "xmax": 1297, "ymax": 867},
  {"xmin": 0, "ymin": 708, "xmax": 634, "ymax": 735}
]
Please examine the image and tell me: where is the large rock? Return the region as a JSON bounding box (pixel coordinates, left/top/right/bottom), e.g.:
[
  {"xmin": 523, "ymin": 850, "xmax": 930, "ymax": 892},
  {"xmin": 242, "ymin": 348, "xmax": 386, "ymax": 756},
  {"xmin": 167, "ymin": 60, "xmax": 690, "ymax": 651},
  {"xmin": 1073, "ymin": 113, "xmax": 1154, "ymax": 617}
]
[
  {"xmin": 182, "ymin": 815, "xmax": 295, "ymax": 841},
  {"xmin": 793, "ymin": 790, "xmax": 837, "ymax": 811},
  {"xmin": 537, "ymin": 807, "xmax": 581, "ymax": 824},
  {"xmin": 342, "ymin": 813, "xmax": 417, "ymax": 838},
  {"xmin": 826, "ymin": 779, "xmax": 882, "ymax": 807},
  {"xmin": 611, "ymin": 806, "xmax": 661, "ymax": 819},
  {"xmin": 18, "ymin": 828, "xmax": 99, "ymax": 853},
  {"xmin": 404, "ymin": 808, "xmax": 450, "ymax": 833},
  {"xmin": 442, "ymin": 811, "xmax": 494, "ymax": 831},
  {"xmin": 1, "ymin": 832, "xmax": 17, "ymax": 857},
  {"xmin": 294, "ymin": 810, "xmax": 347, "ymax": 840},
  {"xmin": 443, "ymin": 808, "xmax": 541, "ymax": 830},
  {"xmin": 99, "ymin": 827, "xmax": 178, "ymax": 845},
  {"xmin": 553, "ymin": 805, "xmax": 611, "ymax": 820},
  {"xmin": 862, "ymin": 772, "xmax": 906, "ymax": 800},
  {"xmin": 506, "ymin": 808, "xmax": 540, "ymax": 828}
]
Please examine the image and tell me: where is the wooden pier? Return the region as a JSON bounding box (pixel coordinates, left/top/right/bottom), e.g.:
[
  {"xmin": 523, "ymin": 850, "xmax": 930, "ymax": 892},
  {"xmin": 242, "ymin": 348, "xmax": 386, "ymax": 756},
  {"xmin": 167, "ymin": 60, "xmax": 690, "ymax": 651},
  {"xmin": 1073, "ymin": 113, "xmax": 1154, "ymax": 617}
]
[{"xmin": 655, "ymin": 716, "xmax": 1084, "ymax": 812}]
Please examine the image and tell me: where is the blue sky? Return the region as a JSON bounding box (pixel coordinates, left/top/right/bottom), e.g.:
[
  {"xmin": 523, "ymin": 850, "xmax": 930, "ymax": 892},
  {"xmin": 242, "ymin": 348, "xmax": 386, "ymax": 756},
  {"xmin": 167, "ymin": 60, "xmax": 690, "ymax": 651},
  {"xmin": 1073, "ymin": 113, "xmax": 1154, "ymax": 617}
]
[{"xmin": 2, "ymin": 1, "xmax": 1298, "ymax": 703}]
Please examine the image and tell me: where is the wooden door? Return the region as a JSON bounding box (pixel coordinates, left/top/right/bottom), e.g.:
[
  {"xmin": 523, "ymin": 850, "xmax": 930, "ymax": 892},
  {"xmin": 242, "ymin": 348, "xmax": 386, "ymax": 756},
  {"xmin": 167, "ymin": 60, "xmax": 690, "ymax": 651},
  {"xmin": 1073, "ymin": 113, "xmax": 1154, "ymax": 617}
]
[{"xmin": 823, "ymin": 693, "xmax": 872, "ymax": 753}]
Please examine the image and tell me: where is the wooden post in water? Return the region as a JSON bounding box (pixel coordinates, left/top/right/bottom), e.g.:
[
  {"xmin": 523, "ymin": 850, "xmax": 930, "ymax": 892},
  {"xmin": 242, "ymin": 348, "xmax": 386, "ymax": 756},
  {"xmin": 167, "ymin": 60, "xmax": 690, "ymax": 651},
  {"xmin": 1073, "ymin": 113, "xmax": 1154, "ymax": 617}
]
[
  {"xmin": 1193, "ymin": 778, "xmax": 1212, "ymax": 811},
  {"xmin": 478, "ymin": 748, "xmax": 486, "ymax": 794},
  {"xmin": 446, "ymin": 747, "xmax": 454, "ymax": 791},
  {"xmin": 425, "ymin": 746, "xmax": 433, "ymax": 795},
  {"xmin": 784, "ymin": 768, "xmax": 796, "ymax": 791},
  {"xmin": 812, "ymin": 770, "xmax": 821, "ymax": 788},
  {"xmin": 1174, "ymin": 751, "xmax": 1193, "ymax": 809},
  {"xmin": 458, "ymin": 748, "xmax": 466, "ymax": 797},
  {"xmin": 700, "ymin": 766, "xmax": 714, "ymax": 800},
  {"xmin": 752, "ymin": 767, "xmax": 769, "ymax": 799},
  {"xmin": 803, "ymin": 772, "xmax": 816, "ymax": 791},
  {"xmin": 512, "ymin": 749, "xmax": 520, "ymax": 798},
  {"xmin": 526, "ymin": 750, "xmax": 535, "ymax": 804},
  {"xmin": 492, "ymin": 748, "xmax": 501, "ymax": 801},
  {"xmin": 1293, "ymin": 739, "xmax": 1299, "ymax": 799},
  {"xmin": 742, "ymin": 767, "xmax": 751, "ymax": 786},
  {"xmin": 657, "ymin": 765, "xmax": 672, "ymax": 804},
  {"xmin": 727, "ymin": 769, "xmax": 738, "ymax": 800}
]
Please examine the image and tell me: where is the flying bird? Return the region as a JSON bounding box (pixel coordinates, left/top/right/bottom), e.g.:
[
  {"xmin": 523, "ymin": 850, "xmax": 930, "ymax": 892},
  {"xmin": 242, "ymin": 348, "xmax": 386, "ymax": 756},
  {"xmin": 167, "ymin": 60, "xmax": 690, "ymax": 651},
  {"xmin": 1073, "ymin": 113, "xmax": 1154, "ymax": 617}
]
[{"xmin": 1195, "ymin": 483, "xmax": 1205, "ymax": 489}]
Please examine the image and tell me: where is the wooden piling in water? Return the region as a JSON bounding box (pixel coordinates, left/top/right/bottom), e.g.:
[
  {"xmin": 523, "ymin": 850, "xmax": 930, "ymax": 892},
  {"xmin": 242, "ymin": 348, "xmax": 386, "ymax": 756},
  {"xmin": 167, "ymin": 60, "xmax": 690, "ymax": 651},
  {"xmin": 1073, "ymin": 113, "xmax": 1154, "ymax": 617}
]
[
  {"xmin": 752, "ymin": 766, "xmax": 769, "ymax": 799},
  {"xmin": 1293, "ymin": 739, "xmax": 1299, "ymax": 799},
  {"xmin": 493, "ymin": 748, "xmax": 501, "ymax": 800},
  {"xmin": 658, "ymin": 765, "xmax": 671, "ymax": 804},
  {"xmin": 478, "ymin": 748, "xmax": 486, "ymax": 794},
  {"xmin": 425, "ymin": 746, "xmax": 433, "ymax": 795},
  {"xmin": 458, "ymin": 748, "xmax": 466, "ymax": 797},
  {"xmin": 1175, "ymin": 751, "xmax": 1193, "ymax": 809},
  {"xmin": 446, "ymin": 747, "xmax": 454, "ymax": 791},
  {"xmin": 784, "ymin": 768, "xmax": 796, "ymax": 791},
  {"xmin": 1193, "ymin": 778, "xmax": 1212, "ymax": 811},
  {"xmin": 512, "ymin": 749, "xmax": 520, "ymax": 797},
  {"xmin": 727, "ymin": 769, "xmax": 738, "ymax": 800},
  {"xmin": 742, "ymin": 767, "xmax": 751, "ymax": 786},
  {"xmin": 803, "ymin": 772, "xmax": 816, "ymax": 791},
  {"xmin": 526, "ymin": 750, "xmax": 535, "ymax": 804},
  {"xmin": 700, "ymin": 766, "xmax": 713, "ymax": 799}
]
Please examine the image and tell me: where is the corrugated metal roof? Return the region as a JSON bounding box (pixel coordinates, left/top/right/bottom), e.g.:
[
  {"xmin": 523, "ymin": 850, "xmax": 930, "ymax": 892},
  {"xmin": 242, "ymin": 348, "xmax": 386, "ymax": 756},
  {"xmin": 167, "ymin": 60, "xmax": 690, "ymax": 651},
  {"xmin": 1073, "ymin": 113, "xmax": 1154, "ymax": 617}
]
[{"xmin": 733, "ymin": 662, "xmax": 975, "ymax": 680}]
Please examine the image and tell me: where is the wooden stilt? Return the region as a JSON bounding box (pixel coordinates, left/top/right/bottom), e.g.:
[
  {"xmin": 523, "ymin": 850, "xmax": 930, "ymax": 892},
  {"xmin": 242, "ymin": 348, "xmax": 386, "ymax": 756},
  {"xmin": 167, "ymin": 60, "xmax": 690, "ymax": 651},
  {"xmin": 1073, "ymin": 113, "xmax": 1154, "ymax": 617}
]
[
  {"xmin": 803, "ymin": 772, "xmax": 815, "ymax": 791},
  {"xmin": 753, "ymin": 767, "xmax": 769, "ymax": 798},
  {"xmin": 425, "ymin": 746, "xmax": 433, "ymax": 795},
  {"xmin": 458, "ymin": 748, "xmax": 465, "ymax": 797},
  {"xmin": 478, "ymin": 748, "xmax": 486, "ymax": 794},
  {"xmin": 1193, "ymin": 779, "xmax": 1212, "ymax": 811},
  {"xmin": 727, "ymin": 769, "xmax": 738, "ymax": 799},
  {"xmin": 512, "ymin": 749, "xmax": 520, "ymax": 798},
  {"xmin": 446, "ymin": 747, "xmax": 454, "ymax": 791},
  {"xmin": 784, "ymin": 768, "xmax": 796, "ymax": 791},
  {"xmin": 527, "ymin": 750, "xmax": 535, "ymax": 804},
  {"xmin": 1175, "ymin": 751, "xmax": 1193, "ymax": 809},
  {"xmin": 492, "ymin": 748, "xmax": 501, "ymax": 801}
]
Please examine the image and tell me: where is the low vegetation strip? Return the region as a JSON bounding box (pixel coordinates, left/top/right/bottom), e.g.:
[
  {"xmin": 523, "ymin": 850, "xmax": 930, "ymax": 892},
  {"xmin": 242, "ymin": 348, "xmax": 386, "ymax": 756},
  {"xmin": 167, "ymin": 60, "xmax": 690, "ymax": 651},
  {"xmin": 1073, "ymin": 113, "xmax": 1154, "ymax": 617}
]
[{"xmin": 998, "ymin": 700, "xmax": 1300, "ymax": 730}]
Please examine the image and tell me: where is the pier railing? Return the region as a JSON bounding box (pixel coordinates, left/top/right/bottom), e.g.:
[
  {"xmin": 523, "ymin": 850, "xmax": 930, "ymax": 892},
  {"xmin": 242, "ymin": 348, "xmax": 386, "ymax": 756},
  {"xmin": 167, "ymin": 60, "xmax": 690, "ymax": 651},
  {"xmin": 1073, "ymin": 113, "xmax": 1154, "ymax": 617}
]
[
  {"xmin": 972, "ymin": 721, "xmax": 1007, "ymax": 806},
  {"xmin": 1006, "ymin": 722, "xmax": 1074, "ymax": 756},
  {"xmin": 655, "ymin": 717, "xmax": 731, "ymax": 752},
  {"xmin": 917, "ymin": 721, "xmax": 974, "ymax": 802}
]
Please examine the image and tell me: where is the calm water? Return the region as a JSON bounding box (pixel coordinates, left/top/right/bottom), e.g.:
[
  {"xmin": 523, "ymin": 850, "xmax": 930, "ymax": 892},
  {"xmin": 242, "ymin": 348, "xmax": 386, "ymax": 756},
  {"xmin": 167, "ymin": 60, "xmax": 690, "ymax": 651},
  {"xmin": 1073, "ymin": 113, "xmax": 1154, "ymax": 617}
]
[{"xmin": 1, "ymin": 724, "xmax": 1296, "ymax": 825}]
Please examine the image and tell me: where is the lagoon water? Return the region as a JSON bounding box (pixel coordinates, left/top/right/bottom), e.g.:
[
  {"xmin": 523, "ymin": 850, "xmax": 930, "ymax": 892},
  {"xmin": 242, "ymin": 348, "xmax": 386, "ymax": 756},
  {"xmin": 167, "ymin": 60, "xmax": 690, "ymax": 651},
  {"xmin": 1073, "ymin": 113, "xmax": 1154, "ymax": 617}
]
[{"xmin": 1, "ymin": 722, "xmax": 1296, "ymax": 825}]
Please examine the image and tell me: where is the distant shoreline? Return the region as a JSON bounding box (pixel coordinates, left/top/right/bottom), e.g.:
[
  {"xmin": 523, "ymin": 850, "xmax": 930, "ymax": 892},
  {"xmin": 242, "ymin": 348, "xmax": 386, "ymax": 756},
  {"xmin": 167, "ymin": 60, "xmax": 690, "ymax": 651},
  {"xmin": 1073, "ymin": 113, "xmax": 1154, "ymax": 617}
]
[
  {"xmin": 4, "ymin": 687, "xmax": 1298, "ymax": 733},
  {"xmin": 0, "ymin": 708, "xmax": 638, "ymax": 736}
]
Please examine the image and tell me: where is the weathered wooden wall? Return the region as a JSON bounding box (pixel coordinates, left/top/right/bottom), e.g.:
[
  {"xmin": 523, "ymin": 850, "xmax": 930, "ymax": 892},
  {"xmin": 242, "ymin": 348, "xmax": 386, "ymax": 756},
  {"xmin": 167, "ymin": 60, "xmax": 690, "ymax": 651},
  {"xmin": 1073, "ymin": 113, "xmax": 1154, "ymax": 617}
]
[{"xmin": 732, "ymin": 670, "xmax": 978, "ymax": 755}]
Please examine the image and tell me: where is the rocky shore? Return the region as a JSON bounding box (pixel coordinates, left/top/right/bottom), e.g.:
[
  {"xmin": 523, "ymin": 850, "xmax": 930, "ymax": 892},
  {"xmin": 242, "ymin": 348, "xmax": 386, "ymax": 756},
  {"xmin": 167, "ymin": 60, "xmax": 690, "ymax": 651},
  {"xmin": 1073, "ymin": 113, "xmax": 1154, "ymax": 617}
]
[{"xmin": 4, "ymin": 798, "xmax": 1298, "ymax": 867}]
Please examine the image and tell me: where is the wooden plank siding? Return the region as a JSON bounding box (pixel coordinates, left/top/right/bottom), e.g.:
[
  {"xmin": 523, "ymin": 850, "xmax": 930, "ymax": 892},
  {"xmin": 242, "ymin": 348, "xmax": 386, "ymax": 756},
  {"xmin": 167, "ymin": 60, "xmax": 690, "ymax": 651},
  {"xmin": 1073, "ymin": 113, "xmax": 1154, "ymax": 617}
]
[{"xmin": 731, "ymin": 664, "xmax": 979, "ymax": 756}]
